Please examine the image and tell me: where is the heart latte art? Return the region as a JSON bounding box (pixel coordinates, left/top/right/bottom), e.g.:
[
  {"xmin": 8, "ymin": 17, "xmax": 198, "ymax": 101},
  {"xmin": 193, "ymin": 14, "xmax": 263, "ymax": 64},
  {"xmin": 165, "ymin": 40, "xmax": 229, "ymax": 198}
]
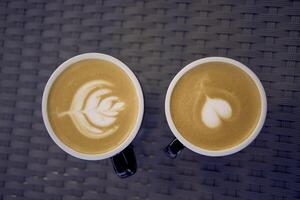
[
  {"xmin": 201, "ymin": 97, "xmax": 232, "ymax": 128},
  {"xmin": 197, "ymin": 75, "xmax": 236, "ymax": 129},
  {"xmin": 58, "ymin": 80, "xmax": 125, "ymax": 139}
]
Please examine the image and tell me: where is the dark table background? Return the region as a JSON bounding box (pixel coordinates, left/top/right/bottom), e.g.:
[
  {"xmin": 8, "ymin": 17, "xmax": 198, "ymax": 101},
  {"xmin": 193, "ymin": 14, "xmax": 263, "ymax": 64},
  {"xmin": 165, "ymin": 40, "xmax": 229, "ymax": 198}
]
[{"xmin": 0, "ymin": 0, "xmax": 299, "ymax": 199}]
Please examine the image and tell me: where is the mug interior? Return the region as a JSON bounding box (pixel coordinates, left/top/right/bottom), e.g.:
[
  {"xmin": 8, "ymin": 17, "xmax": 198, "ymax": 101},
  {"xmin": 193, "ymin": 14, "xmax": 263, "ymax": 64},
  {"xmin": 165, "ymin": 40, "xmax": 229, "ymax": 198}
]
[
  {"xmin": 42, "ymin": 53, "xmax": 144, "ymax": 160},
  {"xmin": 165, "ymin": 57, "xmax": 267, "ymax": 156}
]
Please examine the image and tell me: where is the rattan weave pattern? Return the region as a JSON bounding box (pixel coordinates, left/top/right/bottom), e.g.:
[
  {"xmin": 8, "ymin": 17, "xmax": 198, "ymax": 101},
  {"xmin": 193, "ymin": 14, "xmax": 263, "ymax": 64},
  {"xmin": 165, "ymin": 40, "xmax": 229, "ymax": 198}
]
[{"xmin": 0, "ymin": 0, "xmax": 299, "ymax": 199}]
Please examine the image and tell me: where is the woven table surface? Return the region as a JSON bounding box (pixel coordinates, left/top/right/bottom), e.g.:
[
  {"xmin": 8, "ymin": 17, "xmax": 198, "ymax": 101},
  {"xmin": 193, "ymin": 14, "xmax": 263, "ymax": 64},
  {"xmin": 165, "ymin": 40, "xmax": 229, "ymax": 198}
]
[{"xmin": 0, "ymin": 0, "xmax": 300, "ymax": 199}]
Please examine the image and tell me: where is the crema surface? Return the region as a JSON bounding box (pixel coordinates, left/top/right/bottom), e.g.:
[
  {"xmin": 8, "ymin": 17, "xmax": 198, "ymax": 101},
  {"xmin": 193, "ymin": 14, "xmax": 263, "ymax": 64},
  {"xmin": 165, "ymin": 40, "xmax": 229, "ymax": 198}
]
[
  {"xmin": 48, "ymin": 59, "xmax": 139, "ymax": 154},
  {"xmin": 170, "ymin": 62, "xmax": 261, "ymax": 151}
]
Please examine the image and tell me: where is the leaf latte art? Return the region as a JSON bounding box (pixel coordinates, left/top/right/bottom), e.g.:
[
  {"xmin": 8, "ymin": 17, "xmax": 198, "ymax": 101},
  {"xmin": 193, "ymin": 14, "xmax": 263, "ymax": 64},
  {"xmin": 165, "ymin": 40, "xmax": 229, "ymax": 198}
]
[{"xmin": 58, "ymin": 80, "xmax": 125, "ymax": 139}]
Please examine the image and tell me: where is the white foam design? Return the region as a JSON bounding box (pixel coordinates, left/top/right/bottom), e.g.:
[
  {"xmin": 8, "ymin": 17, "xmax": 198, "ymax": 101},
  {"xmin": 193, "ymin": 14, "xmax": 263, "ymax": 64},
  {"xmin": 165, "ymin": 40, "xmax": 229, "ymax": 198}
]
[
  {"xmin": 58, "ymin": 80, "xmax": 125, "ymax": 138},
  {"xmin": 201, "ymin": 97, "xmax": 232, "ymax": 128}
]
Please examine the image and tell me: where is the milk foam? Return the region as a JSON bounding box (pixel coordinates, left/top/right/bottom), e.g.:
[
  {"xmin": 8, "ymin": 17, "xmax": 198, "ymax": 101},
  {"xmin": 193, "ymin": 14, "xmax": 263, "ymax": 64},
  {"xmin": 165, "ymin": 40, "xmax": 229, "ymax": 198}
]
[
  {"xmin": 58, "ymin": 80, "xmax": 125, "ymax": 138},
  {"xmin": 201, "ymin": 97, "xmax": 232, "ymax": 128}
]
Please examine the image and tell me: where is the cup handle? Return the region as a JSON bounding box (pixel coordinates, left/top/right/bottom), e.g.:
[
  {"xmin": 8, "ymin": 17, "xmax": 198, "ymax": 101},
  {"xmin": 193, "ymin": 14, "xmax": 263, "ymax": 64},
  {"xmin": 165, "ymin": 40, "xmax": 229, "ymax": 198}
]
[
  {"xmin": 111, "ymin": 144, "xmax": 137, "ymax": 178},
  {"xmin": 164, "ymin": 138, "xmax": 185, "ymax": 159}
]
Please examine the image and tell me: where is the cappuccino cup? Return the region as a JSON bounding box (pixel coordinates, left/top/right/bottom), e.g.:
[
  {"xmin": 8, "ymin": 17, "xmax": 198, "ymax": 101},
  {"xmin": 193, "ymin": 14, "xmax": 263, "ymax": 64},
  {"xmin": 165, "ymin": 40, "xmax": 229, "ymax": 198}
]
[
  {"xmin": 42, "ymin": 53, "xmax": 144, "ymax": 178},
  {"xmin": 164, "ymin": 57, "xmax": 267, "ymax": 157}
]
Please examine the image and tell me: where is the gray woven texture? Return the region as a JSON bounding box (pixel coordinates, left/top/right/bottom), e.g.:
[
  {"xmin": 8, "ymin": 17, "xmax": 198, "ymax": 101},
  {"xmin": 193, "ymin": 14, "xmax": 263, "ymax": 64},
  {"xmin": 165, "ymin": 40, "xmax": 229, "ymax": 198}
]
[{"xmin": 0, "ymin": 0, "xmax": 300, "ymax": 199}]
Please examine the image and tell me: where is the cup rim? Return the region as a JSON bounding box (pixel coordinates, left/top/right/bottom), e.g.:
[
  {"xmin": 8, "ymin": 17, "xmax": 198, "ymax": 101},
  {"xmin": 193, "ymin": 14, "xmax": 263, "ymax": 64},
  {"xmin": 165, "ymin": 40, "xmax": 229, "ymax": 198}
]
[
  {"xmin": 42, "ymin": 53, "xmax": 144, "ymax": 160},
  {"xmin": 165, "ymin": 57, "xmax": 267, "ymax": 156}
]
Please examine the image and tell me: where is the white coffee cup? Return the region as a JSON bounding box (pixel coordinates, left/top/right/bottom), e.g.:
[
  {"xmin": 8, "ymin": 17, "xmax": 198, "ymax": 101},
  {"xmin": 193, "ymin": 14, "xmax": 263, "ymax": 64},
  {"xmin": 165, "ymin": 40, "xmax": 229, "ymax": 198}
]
[
  {"xmin": 165, "ymin": 57, "xmax": 267, "ymax": 157},
  {"xmin": 42, "ymin": 53, "xmax": 144, "ymax": 162}
]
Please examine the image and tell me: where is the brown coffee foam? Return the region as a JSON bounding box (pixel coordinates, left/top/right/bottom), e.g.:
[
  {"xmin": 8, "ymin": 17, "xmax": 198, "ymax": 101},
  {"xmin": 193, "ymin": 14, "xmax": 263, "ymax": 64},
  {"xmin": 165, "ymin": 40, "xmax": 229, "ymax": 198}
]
[
  {"xmin": 170, "ymin": 62, "xmax": 262, "ymax": 150},
  {"xmin": 47, "ymin": 59, "xmax": 139, "ymax": 154}
]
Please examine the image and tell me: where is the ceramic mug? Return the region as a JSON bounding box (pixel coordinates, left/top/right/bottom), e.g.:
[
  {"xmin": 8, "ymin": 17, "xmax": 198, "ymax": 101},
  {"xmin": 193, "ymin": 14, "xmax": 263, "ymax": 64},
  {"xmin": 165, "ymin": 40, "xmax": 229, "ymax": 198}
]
[
  {"xmin": 42, "ymin": 53, "xmax": 144, "ymax": 178},
  {"xmin": 164, "ymin": 57, "xmax": 267, "ymax": 158}
]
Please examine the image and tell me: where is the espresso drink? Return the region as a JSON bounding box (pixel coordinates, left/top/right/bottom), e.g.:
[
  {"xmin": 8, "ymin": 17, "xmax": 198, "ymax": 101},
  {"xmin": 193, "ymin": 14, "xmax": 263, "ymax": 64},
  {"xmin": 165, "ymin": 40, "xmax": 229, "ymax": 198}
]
[
  {"xmin": 47, "ymin": 59, "xmax": 139, "ymax": 154},
  {"xmin": 170, "ymin": 62, "xmax": 261, "ymax": 150}
]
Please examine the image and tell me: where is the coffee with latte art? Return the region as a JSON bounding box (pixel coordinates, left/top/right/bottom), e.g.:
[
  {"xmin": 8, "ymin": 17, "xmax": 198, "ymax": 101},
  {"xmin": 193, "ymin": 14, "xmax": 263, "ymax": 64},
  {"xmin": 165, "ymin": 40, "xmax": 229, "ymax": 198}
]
[
  {"xmin": 47, "ymin": 59, "xmax": 139, "ymax": 154},
  {"xmin": 170, "ymin": 62, "xmax": 262, "ymax": 151}
]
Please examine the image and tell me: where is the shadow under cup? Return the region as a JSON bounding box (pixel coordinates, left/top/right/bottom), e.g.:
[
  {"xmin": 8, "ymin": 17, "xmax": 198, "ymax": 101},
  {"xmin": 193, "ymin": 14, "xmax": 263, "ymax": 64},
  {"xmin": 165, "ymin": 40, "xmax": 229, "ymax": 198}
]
[
  {"xmin": 42, "ymin": 53, "xmax": 144, "ymax": 178},
  {"xmin": 164, "ymin": 57, "xmax": 267, "ymax": 158}
]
